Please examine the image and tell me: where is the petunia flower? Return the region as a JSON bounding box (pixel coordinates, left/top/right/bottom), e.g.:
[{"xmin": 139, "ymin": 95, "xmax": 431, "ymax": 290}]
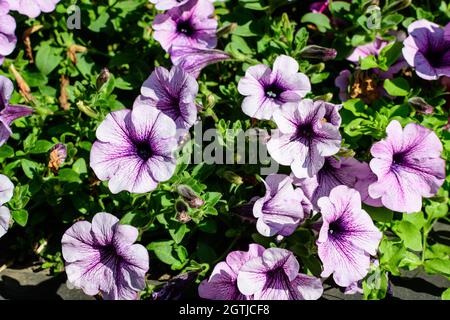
[
  {"xmin": 6, "ymin": 0, "xmax": 60, "ymax": 19},
  {"xmin": 237, "ymin": 55, "xmax": 311, "ymax": 120},
  {"xmin": 198, "ymin": 243, "xmax": 265, "ymax": 300},
  {"xmin": 267, "ymin": 99, "xmax": 341, "ymax": 178},
  {"xmin": 317, "ymin": 185, "xmax": 382, "ymax": 287},
  {"xmin": 402, "ymin": 19, "xmax": 450, "ymax": 80},
  {"xmin": 0, "ymin": 76, "xmax": 34, "ymax": 146},
  {"xmin": 237, "ymin": 247, "xmax": 323, "ymax": 300},
  {"xmin": 149, "ymin": 0, "xmax": 190, "ymax": 10},
  {"xmin": 253, "ymin": 174, "xmax": 311, "ymax": 237},
  {"xmin": 368, "ymin": 120, "xmax": 446, "ymax": 213},
  {"xmin": 153, "ymin": 0, "xmax": 217, "ymax": 53},
  {"xmin": 293, "ymin": 156, "xmax": 383, "ymax": 210},
  {"xmin": 0, "ymin": 174, "xmax": 13, "ymax": 238},
  {"xmin": 0, "ymin": 7, "xmax": 16, "ymax": 65},
  {"xmin": 169, "ymin": 45, "xmax": 230, "ymax": 78},
  {"xmin": 134, "ymin": 66, "xmax": 199, "ymax": 130},
  {"xmin": 61, "ymin": 212, "xmax": 149, "ymax": 300},
  {"xmin": 90, "ymin": 102, "xmax": 178, "ymax": 194}
]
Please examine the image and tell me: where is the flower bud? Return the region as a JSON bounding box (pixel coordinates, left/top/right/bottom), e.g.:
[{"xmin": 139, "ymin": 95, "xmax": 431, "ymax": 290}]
[
  {"xmin": 222, "ymin": 171, "xmax": 243, "ymax": 185},
  {"xmin": 96, "ymin": 68, "xmax": 111, "ymax": 90},
  {"xmin": 48, "ymin": 143, "xmax": 67, "ymax": 174},
  {"xmin": 299, "ymin": 45, "xmax": 337, "ymax": 61},
  {"xmin": 176, "ymin": 185, "xmax": 204, "ymax": 208},
  {"xmin": 408, "ymin": 97, "xmax": 434, "ymax": 115}
]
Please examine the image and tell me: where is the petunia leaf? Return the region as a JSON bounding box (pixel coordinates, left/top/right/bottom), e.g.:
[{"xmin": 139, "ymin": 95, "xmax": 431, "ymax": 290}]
[
  {"xmin": 392, "ymin": 221, "xmax": 423, "ymax": 251},
  {"xmin": 383, "ymin": 78, "xmax": 410, "ymax": 96}
]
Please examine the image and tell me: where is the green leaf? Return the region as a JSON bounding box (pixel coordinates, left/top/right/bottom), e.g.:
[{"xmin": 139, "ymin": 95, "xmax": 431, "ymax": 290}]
[
  {"xmin": 29, "ymin": 140, "xmax": 53, "ymax": 154},
  {"xmin": 12, "ymin": 209, "xmax": 29, "ymax": 227},
  {"xmin": 425, "ymin": 203, "xmax": 448, "ymax": 220},
  {"xmin": 89, "ymin": 12, "xmax": 110, "ymax": 32},
  {"xmin": 0, "ymin": 145, "xmax": 14, "ymax": 158},
  {"xmin": 392, "ymin": 221, "xmax": 423, "ymax": 251},
  {"xmin": 360, "ymin": 55, "xmax": 379, "ymax": 70},
  {"xmin": 383, "ymin": 78, "xmax": 410, "ymax": 97},
  {"xmin": 72, "ymin": 158, "xmax": 87, "ymax": 175},
  {"xmin": 364, "ymin": 205, "xmax": 394, "ymax": 223},
  {"xmin": 35, "ymin": 44, "xmax": 63, "ymax": 75},
  {"xmin": 301, "ymin": 13, "xmax": 331, "ymax": 32},
  {"xmin": 57, "ymin": 169, "xmax": 82, "ymax": 183},
  {"xmin": 169, "ymin": 223, "xmax": 189, "ymax": 244},
  {"xmin": 147, "ymin": 240, "xmax": 183, "ymax": 268},
  {"xmin": 442, "ymin": 288, "xmax": 450, "ymax": 300},
  {"xmin": 21, "ymin": 159, "xmax": 39, "ymax": 179},
  {"xmin": 424, "ymin": 259, "xmax": 450, "ymax": 278}
]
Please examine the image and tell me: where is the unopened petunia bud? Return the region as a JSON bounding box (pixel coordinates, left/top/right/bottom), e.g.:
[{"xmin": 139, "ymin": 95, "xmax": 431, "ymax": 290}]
[
  {"xmin": 313, "ymin": 93, "xmax": 334, "ymax": 102},
  {"xmin": 96, "ymin": 68, "xmax": 111, "ymax": 90},
  {"xmin": 408, "ymin": 97, "xmax": 434, "ymax": 115},
  {"xmin": 176, "ymin": 185, "xmax": 204, "ymax": 208},
  {"xmin": 299, "ymin": 45, "xmax": 337, "ymax": 61},
  {"xmin": 175, "ymin": 199, "xmax": 192, "ymax": 223},
  {"xmin": 382, "ymin": 0, "xmax": 411, "ymax": 14},
  {"xmin": 217, "ymin": 23, "xmax": 237, "ymax": 38},
  {"xmin": 222, "ymin": 171, "xmax": 243, "ymax": 185},
  {"xmin": 48, "ymin": 143, "xmax": 67, "ymax": 174}
]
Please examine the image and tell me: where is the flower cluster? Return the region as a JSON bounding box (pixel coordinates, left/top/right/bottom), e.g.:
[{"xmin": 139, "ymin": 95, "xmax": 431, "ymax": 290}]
[{"xmin": 199, "ymin": 244, "xmax": 323, "ymax": 300}]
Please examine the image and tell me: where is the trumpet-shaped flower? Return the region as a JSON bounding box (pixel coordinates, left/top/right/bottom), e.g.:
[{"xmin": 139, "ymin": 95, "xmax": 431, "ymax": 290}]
[
  {"xmin": 90, "ymin": 102, "xmax": 177, "ymax": 194},
  {"xmin": 368, "ymin": 120, "xmax": 445, "ymax": 213},
  {"xmin": 267, "ymin": 99, "xmax": 341, "ymax": 178},
  {"xmin": 135, "ymin": 66, "xmax": 198, "ymax": 130},
  {"xmin": 61, "ymin": 212, "xmax": 149, "ymax": 300},
  {"xmin": 153, "ymin": 0, "xmax": 217, "ymax": 53},
  {"xmin": 317, "ymin": 185, "xmax": 382, "ymax": 287},
  {"xmin": 253, "ymin": 174, "xmax": 311, "ymax": 237},
  {"xmin": 238, "ymin": 55, "xmax": 311, "ymax": 120}
]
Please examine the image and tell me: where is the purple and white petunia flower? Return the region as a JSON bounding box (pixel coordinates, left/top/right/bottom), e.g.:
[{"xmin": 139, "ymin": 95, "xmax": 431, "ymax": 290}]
[
  {"xmin": 6, "ymin": 0, "xmax": 60, "ymax": 19},
  {"xmin": 198, "ymin": 243, "xmax": 265, "ymax": 300},
  {"xmin": 0, "ymin": 6, "xmax": 16, "ymax": 65},
  {"xmin": 317, "ymin": 185, "xmax": 382, "ymax": 287},
  {"xmin": 0, "ymin": 174, "xmax": 13, "ymax": 238},
  {"xmin": 152, "ymin": 0, "xmax": 217, "ymax": 53},
  {"xmin": 149, "ymin": 0, "xmax": 190, "ymax": 10},
  {"xmin": 238, "ymin": 55, "xmax": 311, "ymax": 120},
  {"xmin": 237, "ymin": 247, "xmax": 323, "ymax": 300},
  {"xmin": 402, "ymin": 19, "xmax": 450, "ymax": 80},
  {"xmin": 253, "ymin": 174, "xmax": 311, "ymax": 237},
  {"xmin": 0, "ymin": 76, "xmax": 34, "ymax": 146},
  {"xmin": 293, "ymin": 156, "xmax": 383, "ymax": 210},
  {"xmin": 61, "ymin": 212, "xmax": 149, "ymax": 300},
  {"xmin": 135, "ymin": 66, "xmax": 198, "ymax": 130},
  {"xmin": 90, "ymin": 102, "xmax": 178, "ymax": 194},
  {"xmin": 267, "ymin": 99, "xmax": 342, "ymax": 178},
  {"xmin": 368, "ymin": 120, "xmax": 446, "ymax": 213},
  {"xmin": 169, "ymin": 46, "xmax": 230, "ymax": 79}
]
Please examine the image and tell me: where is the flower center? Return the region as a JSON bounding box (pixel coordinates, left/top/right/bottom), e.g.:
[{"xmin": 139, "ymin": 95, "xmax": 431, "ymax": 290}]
[
  {"xmin": 328, "ymin": 220, "xmax": 344, "ymax": 237},
  {"xmin": 392, "ymin": 152, "xmax": 405, "ymax": 166},
  {"xmin": 264, "ymin": 83, "xmax": 284, "ymax": 99},
  {"xmin": 294, "ymin": 122, "xmax": 315, "ymax": 142},
  {"xmin": 177, "ymin": 20, "xmax": 194, "ymax": 36},
  {"xmin": 135, "ymin": 142, "xmax": 153, "ymax": 161}
]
